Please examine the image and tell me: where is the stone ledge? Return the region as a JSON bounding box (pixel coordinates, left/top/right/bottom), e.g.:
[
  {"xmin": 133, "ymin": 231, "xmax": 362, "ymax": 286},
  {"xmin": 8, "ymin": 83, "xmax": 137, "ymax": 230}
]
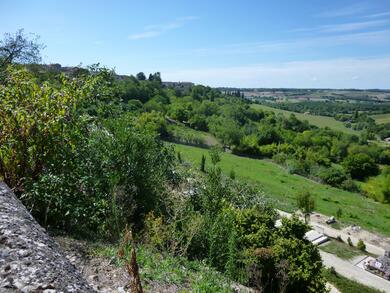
[{"xmin": 0, "ymin": 182, "xmax": 95, "ymax": 292}]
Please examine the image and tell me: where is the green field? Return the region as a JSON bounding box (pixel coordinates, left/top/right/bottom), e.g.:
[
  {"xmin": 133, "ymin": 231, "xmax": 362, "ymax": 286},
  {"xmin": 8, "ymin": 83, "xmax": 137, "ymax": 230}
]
[
  {"xmin": 371, "ymin": 113, "xmax": 390, "ymax": 124},
  {"xmin": 251, "ymin": 104, "xmax": 360, "ymax": 135},
  {"xmin": 173, "ymin": 143, "xmax": 390, "ymax": 236},
  {"xmin": 319, "ymin": 241, "xmax": 364, "ymax": 260}
]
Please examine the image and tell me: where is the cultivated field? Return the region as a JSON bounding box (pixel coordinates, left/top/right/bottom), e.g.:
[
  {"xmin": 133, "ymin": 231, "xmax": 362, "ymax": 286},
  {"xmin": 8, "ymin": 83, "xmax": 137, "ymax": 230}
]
[
  {"xmin": 251, "ymin": 104, "xmax": 360, "ymax": 135},
  {"xmin": 173, "ymin": 143, "xmax": 390, "ymax": 236},
  {"xmin": 371, "ymin": 113, "xmax": 390, "ymax": 124}
]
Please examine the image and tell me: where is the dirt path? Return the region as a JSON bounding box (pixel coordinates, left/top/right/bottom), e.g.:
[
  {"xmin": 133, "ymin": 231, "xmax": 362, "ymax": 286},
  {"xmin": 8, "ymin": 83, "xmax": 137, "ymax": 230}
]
[{"xmin": 320, "ymin": 250, "xmax": 390, "ymax": 292}]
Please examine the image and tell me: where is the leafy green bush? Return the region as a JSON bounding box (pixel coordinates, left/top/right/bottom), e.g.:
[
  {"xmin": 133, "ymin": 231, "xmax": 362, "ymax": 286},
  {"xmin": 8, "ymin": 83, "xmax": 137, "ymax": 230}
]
[
  {"xmin": 316, "ymin": 166, "xmax": 348, "ymax": 187},
  {"xmin": 357, "ymin": 239, "xmax": 366, "ymax": 251},
  {"xmin": 342, "ymin": 153, "xmax": 379, "ymax": 180},
  {"xmin": 0, "ymin": 67, "xmax": 90, "ymax": 189},
  {"xmin": 362, "ymin": 174, "xmax": 390, "ymax": 203},
  {"xmin": 24, "ymin": 117, "xmax": 174, "ymax": 239}
]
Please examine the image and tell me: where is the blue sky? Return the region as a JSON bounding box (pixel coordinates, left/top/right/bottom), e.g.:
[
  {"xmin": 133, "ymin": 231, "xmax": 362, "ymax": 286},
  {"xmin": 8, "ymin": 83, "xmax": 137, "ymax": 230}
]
[{"xmin": 1, "ymin": 0, "xmax": 390, "ymax": 88}]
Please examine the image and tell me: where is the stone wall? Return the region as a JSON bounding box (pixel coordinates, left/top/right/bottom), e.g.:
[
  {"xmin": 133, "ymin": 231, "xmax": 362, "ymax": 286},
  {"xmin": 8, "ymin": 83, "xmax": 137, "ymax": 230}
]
[{"xmin": 0, "ymin": 182, "xmax": 95, "ymax": 292}]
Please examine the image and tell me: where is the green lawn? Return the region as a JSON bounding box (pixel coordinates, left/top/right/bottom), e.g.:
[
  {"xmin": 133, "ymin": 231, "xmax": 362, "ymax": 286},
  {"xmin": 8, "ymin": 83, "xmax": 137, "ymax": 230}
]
[
  {"xmin": 371, "ymin": 113, "xmax": 390, "ymax": 124},
  {"xmin": 251, "ymin": 104, "xmax": 360, "ymax": 135},
  {"xmin": 319, "ymin": 241, "xmax": 364, "ymax": 260},
  {"xmin": 173, "ymin": 143, "xmax": 390, "ymax": 236}
]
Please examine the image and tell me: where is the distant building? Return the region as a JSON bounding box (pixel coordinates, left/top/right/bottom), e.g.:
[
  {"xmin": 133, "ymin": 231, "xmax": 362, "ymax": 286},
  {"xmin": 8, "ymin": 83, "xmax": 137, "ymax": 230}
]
[
  {"xmin": 384, "ymin": 137, "xmax": 390, "ymax": 143},
  {"xmin": 162, "ymin": 81, "xmax": 194, "ymax": 90}
]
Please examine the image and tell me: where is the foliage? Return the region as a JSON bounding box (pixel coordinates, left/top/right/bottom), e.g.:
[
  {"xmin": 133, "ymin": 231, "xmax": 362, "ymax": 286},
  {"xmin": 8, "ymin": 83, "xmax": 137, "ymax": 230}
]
[
  {"xmin": 0, "ymin": 66, "xmax": 91, "ymax": 189},
  {"xmin": 24, "ymin": 117, "xmax": 174, "ymax": 238},
  {"xmin": 357, "ymin": 239, "xmax": 366, "ymax": 251},
  {"xmin": 362, "ymin": 174, "xmax": 390, "ymax": 203},
  {"xmin": 0, "ymin": 29, "xmax": 44, "ymax": 68},
  {"xmin": 342, "ymin": 153, "xmax": 379, "ymax": 179},
  {"xmin": 200, "ymin": 154, "xmax": 206, "ymax": 172},
  {"xmin": 296, "ymin": 191, "xmax": 315, "ymax": 222},
  {"xmin": 175, "ymin": 143, "xmax": 390, "ymax": 236}
]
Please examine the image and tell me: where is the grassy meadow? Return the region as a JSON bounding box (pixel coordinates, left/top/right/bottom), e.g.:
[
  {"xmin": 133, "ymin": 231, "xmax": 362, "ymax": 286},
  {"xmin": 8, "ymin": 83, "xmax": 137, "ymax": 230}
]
[
  {"xmin": 173, "ymin": 143, "xmax": 390, "ymax": 236},
  {"xmin": 251, "ymin": 104, "xmax": 360, "ymax": 135}
]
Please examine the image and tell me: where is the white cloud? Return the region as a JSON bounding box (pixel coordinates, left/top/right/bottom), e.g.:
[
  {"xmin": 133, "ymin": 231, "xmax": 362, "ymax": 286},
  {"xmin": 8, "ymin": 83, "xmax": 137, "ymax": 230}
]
[
  {"xmin": 128, "ymin": 16, "xmax": 197, "ymax": 40},
  {"xmin": 162, "ymin": 57, "xmax": 390, "ymax": 89},
  {"xmin": 290, "ymin": 19, "xmax": 390, "ymax": 34},
  {"xmin": 364, "ymin": 11, "xmax": 390, "ymax": 18}
]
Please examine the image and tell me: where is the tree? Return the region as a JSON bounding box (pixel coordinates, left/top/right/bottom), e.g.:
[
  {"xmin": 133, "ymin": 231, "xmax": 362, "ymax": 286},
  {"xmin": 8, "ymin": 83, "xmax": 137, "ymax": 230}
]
[
  {"xmin": 296, "ymin": 191, "xmax": 315, "ymax": 223},
  {"xmin": 136, "ymin": 72, "xmax": 146, "ymax": 81},
  {"xmin": 0, "ymin": 29, "xmax": 44, "ymax": 67},
  {"xmin": 209, "ymin": 147, "xmax": 221, "ymax": 165},
  {"xmin": 200, "ymin": 154, "xmax": 206, "ymax": 172},
  {"xmin": 148, "ymin": 72, "xmax": 161, "ymax": 83},
  {"xmin": 336, "ymin": 208, "xmax": 343, "ymax": 219},
  {"xmin": 342, "ymin": 153, "xmax": 379, "ymax": 180}
]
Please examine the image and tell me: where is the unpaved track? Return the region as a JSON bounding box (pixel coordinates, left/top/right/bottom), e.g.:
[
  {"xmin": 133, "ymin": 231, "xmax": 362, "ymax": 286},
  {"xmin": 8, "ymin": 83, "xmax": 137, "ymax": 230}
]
[{"xmin": 320, "ymin": 250, "xmax": 390, "ymax": 293}]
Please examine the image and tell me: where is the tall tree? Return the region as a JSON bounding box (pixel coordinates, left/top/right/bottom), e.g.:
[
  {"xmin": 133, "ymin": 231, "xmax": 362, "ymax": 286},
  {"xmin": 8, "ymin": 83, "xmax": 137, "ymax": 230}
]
[
  {"xmin": 296, "ymin": 191, "xmax": 315, "ymax": 223},
  {"xmin": 0, "ymin": 29, "xmax": 44, "ymax": 67},
  {"xmin": 136, "ymin": 72, "xmax": 146, "ymax": 81}
]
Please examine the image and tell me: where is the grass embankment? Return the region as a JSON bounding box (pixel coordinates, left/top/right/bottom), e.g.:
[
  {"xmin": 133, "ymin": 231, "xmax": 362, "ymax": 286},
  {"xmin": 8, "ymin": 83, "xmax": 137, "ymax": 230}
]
[
  {"xmin": 319, "ymin": 241, "xmax": 364, "ymax": 260},
  {"xmin": 371, "ymin": 113, "xmax": 390, "ymax": 124},
  {"xmin": 323, "ymin": 268, "xmax": 384, "ymax": 293},
  {"xmin": 173, "ymin": 143, "xmax": 390, "ymax": 236},
  {"xmin": 93, "ymin": 244, "xmax": 232, "ymax": 292},
  {"xmin": 251, "ymin": 104, "xmax": 360, "ymax": 135},
  {"xmin": 167, "ymin": 124, "xmax": 219, "ymax": 146}
]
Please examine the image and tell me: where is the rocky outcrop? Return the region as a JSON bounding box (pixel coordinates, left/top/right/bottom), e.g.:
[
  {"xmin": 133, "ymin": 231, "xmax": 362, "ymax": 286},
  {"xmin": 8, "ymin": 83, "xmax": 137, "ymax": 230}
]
[{"xmin": 0, "ymin": 182, "xmax": 95, "ymax": 292}]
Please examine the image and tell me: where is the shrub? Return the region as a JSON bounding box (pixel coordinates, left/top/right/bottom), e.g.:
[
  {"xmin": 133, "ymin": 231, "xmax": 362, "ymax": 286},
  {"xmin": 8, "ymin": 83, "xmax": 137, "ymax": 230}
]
[
  {"xmin": 286, "ymin": 159, "xmax": 307, "ymax": 176},
  {"xmin": 0, "ymin": 67, "xmax": 91, "ymax": 190},
  {"xmin": 24, "ymin": 118, "xmax": 174, "ymax": 239},
  {"xmin": 258, "ymin": 143, "xmax": 278, "ymax": 158},
  {"xmin": 336, "ymin": 208, "xmax": 343, "ymax": 219},
  {"xmin": 379, "ymin": 149, "xmax": 390, "ymax": 165},
  {"xmin": 316, "ymin": 166, "xmax": 347, "ymax": 187},
  {"xmin": 357, "ymin": 239, "xmax": 366, "ymax": 251},
  {"xmin": 342, "ymin": 153, "xmax": 379, "ymax": 180},
  {"xmin": 362, "ymin": 174, "xmax": 390, "ymax": 203},
  {"xmin": 200, "ymin": 154, "xmax": 206, "ymax": 172},
  {"xmin": 229, "ymin": 169, "xmax": 236, "ymax": 180},
  {"xmin": 340, "ymin": 178, "xmax": 359, "ymax": 192}
]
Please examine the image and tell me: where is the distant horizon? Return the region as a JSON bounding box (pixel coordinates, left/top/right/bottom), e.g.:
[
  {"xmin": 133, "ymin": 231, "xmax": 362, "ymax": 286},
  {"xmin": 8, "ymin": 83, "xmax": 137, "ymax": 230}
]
[
  {"xmin": 3, "ymin": 0, "xmax": 389, "ymax": 88},
  {"xmin": 38, "ymin": 61, "xmax": 390, "ymax": 91}
]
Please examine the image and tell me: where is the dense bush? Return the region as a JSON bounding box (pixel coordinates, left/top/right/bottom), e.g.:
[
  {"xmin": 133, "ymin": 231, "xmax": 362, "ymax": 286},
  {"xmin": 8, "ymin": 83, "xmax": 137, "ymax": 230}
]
[
  {"xmin": 362, "ymin": 174, "xmax": 390, "ymax": 203},
  {"xmin": 0, "ymin": 67, "xmax": 89, "ymax": 189},
  {"xmin": 342, "ymin": 153, "xmax": 379, "ymax": 179},
  {"xmin": 316, "ymin": 166, "xmax": 348, "ymax": 187},
  {"xmin": 24, "ymin": 117, "xmax": 174, "ymax": 238}
]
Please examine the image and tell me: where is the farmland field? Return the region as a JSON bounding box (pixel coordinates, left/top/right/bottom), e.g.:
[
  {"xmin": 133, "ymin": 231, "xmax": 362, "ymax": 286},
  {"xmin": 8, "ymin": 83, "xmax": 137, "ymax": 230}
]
[
  {"xmin": 371, "ymin": 113, "xmax": 390, "ymax": 124},
  {"xmin": 251, "ymin": 104, "xmax": 360, "ymax": 135},
  {"xmin": 173, "ymin": 143, "xmax": 390, "ymax": 236}
]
